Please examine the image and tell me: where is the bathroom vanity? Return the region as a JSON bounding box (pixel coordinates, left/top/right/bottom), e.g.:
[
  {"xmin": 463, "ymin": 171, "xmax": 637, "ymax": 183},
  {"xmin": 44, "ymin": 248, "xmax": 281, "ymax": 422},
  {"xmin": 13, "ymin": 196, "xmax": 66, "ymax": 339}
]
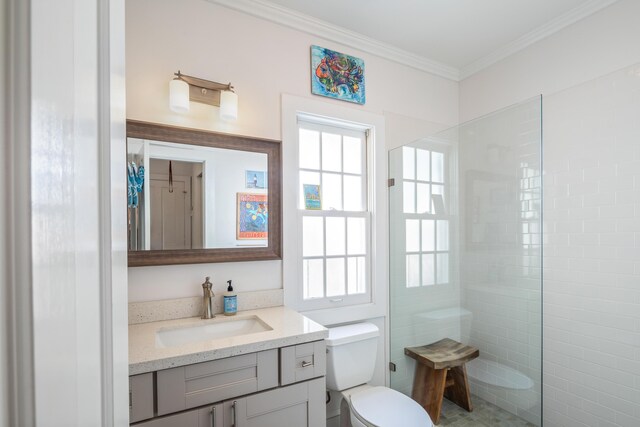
[{"xmin": 128, "ymin": 306, "xmax": 328, "ymax": 426}]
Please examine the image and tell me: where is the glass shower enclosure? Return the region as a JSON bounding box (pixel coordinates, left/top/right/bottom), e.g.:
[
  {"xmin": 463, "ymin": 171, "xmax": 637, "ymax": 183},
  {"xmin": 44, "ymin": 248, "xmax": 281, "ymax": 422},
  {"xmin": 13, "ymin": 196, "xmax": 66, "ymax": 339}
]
[{"xmin": 389, "ymin": 97, "xmax": 542, "ymax": 425}]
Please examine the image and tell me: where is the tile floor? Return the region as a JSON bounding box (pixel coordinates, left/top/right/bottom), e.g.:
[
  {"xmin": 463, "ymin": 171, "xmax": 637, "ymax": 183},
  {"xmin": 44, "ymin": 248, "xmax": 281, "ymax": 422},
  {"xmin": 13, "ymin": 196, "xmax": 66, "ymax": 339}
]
[{"xmin": 437, "ymin": 396, "xmax": 536, "ymax": 426}]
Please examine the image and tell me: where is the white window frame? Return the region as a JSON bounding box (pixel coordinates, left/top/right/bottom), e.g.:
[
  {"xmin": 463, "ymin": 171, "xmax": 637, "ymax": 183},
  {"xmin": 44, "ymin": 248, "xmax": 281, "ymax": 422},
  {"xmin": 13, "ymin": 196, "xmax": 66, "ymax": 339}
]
[
  {"xmin": 297, "ymin": 120, "xmax": 371, "ymax": 310},
  {"xmin": 282, "ymin": 94, "xmax": 387, "ymax": 325}
]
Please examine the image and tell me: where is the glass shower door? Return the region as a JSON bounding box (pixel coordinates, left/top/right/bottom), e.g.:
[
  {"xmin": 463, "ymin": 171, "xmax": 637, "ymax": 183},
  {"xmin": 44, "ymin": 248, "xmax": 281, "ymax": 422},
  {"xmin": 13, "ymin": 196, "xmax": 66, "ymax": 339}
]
[{"xmin": 389, "ymin": 97, "xmax": 542, "ymax": 426}]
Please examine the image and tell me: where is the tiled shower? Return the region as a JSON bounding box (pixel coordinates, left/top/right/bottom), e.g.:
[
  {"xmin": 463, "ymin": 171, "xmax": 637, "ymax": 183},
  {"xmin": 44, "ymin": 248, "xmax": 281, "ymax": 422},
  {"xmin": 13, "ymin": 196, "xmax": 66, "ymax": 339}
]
[{"xmin": 390, "ymin": 63, "xmax": 640, "ymax": 427}]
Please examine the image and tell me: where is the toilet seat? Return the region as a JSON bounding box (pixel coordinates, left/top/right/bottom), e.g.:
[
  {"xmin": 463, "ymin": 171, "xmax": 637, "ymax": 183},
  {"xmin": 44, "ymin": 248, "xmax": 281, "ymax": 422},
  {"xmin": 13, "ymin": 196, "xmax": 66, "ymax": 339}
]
[{"xmin": 349, "ymin": 386, "xmax": 433, "ymax": 427}]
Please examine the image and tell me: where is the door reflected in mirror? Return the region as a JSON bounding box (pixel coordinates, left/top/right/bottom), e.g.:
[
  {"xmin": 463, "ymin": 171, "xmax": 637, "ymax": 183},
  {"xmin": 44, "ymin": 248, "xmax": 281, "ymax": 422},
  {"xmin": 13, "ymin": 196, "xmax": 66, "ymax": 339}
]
[{"xmin": 125, "ymin": 120, "xmax": 281, "ymax": 267}]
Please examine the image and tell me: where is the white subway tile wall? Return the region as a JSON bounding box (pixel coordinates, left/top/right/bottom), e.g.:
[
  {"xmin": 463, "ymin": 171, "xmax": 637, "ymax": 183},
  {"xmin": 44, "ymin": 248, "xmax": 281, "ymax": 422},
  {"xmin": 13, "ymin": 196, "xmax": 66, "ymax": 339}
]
[{"xmin": 543, "ymin": 64, "xmax": 640, "ymax": 427}]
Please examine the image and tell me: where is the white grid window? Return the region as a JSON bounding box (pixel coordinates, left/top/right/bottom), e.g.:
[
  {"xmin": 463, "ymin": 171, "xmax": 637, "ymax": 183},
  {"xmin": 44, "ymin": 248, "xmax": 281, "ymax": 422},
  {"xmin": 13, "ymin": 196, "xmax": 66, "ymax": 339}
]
[
  {"xmin": 298, "ymin": 120, "xmax": 371, "ymax": 308},
  {"xmin": 402, "ymin": 146, "xmax": 450, "ymax": 287}
]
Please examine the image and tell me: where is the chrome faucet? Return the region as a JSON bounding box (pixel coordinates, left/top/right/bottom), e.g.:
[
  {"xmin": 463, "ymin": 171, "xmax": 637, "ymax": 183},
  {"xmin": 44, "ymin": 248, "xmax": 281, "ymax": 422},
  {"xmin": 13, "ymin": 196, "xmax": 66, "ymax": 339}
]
[{"xmin": 201, "ymin": 276, "xmax": 215, "ymax": 319}]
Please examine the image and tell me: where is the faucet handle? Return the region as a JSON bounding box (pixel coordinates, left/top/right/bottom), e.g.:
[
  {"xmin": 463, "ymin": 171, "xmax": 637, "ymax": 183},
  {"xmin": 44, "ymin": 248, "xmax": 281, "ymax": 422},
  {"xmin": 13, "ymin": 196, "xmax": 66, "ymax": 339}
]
[{"xmin": 202, "ymin": 276, "xmax": 213, "ymax": 289}]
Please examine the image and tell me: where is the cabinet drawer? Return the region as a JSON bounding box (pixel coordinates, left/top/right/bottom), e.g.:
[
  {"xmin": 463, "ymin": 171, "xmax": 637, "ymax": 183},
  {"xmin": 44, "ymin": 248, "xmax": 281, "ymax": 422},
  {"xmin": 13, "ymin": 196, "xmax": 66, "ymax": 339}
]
[
  {"xmin": 157, "ymin": 349, "xmax": 278, "ymax": 416},
  {"xmin": 132, "ymin": 404, "xmax": 222, "ymax": 427},
  {"xmin": 280, "ymin": 341, "xmax": 326, "ymax": 386},
  {"xmin": 130, "ymin": 373, "xmax": 154, "ymax": 423}
]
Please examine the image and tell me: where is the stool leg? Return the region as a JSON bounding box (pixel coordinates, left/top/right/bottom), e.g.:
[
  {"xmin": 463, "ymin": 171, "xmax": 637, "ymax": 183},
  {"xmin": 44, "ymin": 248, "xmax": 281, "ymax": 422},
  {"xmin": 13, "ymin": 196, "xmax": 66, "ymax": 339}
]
[
  {"xmin": 411, "ymin": 364, "xmax": 447, "ymax": 425},
  {"xmin": 443, "ymin": 364, "xmax": 473, "ymax": 412},
  {"xmin": 411, "ymin": 362, "xmax": 428, "ymax": 404}
]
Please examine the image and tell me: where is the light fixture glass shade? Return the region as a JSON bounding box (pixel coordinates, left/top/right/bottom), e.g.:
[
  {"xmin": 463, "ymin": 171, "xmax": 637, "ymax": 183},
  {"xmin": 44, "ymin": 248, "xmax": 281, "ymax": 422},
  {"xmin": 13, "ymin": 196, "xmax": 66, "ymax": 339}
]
[
  {"xmin": 169, "ymin": 78, "xmax": 190, "ymax": 113},
  {"xmin": 219, "ymin": 90, "xmax": 238, "ymax": 121}
]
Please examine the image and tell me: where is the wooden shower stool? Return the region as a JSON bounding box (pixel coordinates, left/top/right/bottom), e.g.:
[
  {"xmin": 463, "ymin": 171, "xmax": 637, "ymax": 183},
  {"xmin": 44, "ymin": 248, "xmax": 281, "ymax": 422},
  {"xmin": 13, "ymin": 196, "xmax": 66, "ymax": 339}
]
[{"xmin": 405, "ymin": 338, "xmax": 479, "ymax": 424}]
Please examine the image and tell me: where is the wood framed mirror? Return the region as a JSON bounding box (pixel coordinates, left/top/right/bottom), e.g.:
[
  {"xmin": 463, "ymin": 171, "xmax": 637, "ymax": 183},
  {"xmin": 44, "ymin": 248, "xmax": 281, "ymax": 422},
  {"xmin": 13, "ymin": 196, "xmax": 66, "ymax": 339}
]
[{"xmin": 126, "ymin": 120, "xmax": 281, "ymax": 267}]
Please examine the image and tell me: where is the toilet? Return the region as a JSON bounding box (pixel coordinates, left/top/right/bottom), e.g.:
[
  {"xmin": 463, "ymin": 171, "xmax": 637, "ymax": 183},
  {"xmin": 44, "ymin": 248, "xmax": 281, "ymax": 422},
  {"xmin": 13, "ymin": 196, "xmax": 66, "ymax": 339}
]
[{"xmin": 326, "ymin": 323, "xmax": 434, "ymax": 427}]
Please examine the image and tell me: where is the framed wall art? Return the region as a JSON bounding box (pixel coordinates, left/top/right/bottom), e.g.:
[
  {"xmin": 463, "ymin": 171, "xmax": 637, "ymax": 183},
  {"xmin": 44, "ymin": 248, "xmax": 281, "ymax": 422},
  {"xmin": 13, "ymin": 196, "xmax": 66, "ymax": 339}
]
[{"xmin": 311, "ymin": 45, "xmax": 365, "ymax": 104}]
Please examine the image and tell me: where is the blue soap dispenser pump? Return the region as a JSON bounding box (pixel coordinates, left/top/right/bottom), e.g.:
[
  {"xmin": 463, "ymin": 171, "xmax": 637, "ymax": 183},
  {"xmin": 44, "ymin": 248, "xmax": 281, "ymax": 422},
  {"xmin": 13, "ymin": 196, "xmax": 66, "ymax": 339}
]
[{"xmin": 223, "ymin": 280, "xmax": 237, "ymax": 316}]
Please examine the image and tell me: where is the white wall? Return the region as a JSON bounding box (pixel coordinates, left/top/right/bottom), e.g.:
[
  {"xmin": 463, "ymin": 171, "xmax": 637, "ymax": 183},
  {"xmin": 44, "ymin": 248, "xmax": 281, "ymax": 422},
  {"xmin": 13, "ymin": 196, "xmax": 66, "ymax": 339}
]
[
  {"xmin": 126, "ymin": 0, "xmax": 458, "ymax": 300},
  {"xmin": 460, "ymin": 1, "xmax": 640, "ymax": 425},
  {"xmin": 460, "ymin": 0, "xmax": 640, "ymax": 122}
]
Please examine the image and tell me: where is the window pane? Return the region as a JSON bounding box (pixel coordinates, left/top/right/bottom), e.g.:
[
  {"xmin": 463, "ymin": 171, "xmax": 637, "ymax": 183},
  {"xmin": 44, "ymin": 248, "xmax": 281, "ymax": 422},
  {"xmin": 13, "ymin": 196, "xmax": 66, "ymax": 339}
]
[
  {"xmin": 322, "ymin": 173, "xmax": 342, "ymax": 210},
  {"xmin": 347, "ymin": 217, "xmax": 366, "ymax": 255},
  {"xmin": 344, "ymin": 175, "xmax": 363, "ymax": 211},
  {"xmin": 403, "ymin": 182, "xmax": 415, "ymax": 214},
  {"xmin": 326, "ymin": 258, "xmax": 346, "ymax": 297},
  {"xmin": 303, "ymin": 259, "xmax": 324, "ymax": 299},
  {"xmin": 299, "ymin": 128, "xmax": 320, "ymax": 170},
  {"xmin": 432, "ymin": 184, "xmax": 446, "ymax": 214},
  {"xmin": 405, "ymin": 219, "xmax": 420, "ymax": 252},
  {"xmin": 322, "ymin": 132, "xmax": 342, "ymax": 172},
  {"xmin": 437, "ymin": 253, "xmax": 449, "ymax": 284},
  {"xmin": 402, "ymin": 146, "xmax": 415, "ymax": 180},
  {"xmin": 423, "ymin": 254, "xmax": 435, "ymax": 286},
  {"xmin": 299, "ymin": 171, "xmax": 320, "ymax": 209},
  {"xmin": 343, "ymin": 136, "xmax": 362, "ymax": 174},
  {"xmin": 347, "ymin": 256, "xmax": 366, "ymax": 294},
  {"xmin": 437, "ymin": 220, "xmax": 449, "ymax": 251},
  {"xmin": 326, "ymin": 217, "xmax": 346, "ymax": 256},
  {"xmin": 416, "ymin": 149, "xmax": 430, "ymax": 181},
  {"xmin": 406, "ymin": 254, "xmax": 420, "ymax": 288},
  {"xmin": 416, "ymin": 183, "xmax": 430, "ymax": 214},
  {"xmin": 302, "ymin": 216, "xmax": 324, "ymax": 256},
  {"xmin": 432, "ymin": 151, "xmax": 444, "ymax": 183},
  {"xmin": 422, "ymin": 219, "xmax": 435, "ymax": 252}
]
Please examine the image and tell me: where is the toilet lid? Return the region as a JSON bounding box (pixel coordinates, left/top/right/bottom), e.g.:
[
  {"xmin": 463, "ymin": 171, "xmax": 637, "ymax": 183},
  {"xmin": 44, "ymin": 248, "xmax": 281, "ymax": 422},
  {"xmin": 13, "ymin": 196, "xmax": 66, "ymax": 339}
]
[{"xmin": 350, "ymin": 387, "xmax": 433, "ymax": 427}]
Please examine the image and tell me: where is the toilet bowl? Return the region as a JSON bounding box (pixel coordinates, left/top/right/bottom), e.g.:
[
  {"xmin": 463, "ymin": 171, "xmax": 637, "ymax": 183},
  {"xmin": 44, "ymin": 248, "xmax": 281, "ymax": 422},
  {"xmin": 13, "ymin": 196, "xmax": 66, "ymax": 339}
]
[
  {"xmin": 327, "ymin": 323, "xmax": 433, "ymax": 427},
  {"xmin": 342, "ymin": 385, "xmax": 432, "ymax": 427}
]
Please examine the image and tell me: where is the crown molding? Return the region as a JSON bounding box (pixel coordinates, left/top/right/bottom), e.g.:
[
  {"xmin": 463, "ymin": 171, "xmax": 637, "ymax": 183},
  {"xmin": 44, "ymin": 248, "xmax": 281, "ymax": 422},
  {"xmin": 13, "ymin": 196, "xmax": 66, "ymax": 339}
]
[
  {"xmin": 206, "ymin": 0, "xmax": 460, "ymax": 81},
  {"xmin": 209, "ymin": 0, "xmax": 619, "ymax": 82},
  {"xmin": 460, "ymin": 0, "xmax": 620, "ymax": 80}
]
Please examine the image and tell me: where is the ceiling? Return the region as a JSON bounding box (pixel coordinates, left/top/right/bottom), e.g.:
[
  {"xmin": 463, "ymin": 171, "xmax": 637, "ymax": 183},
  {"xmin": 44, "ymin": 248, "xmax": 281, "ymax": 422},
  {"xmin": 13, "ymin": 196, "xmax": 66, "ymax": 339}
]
[{"xmin": 211, "ymin": 0, "xmax": 618, "ymax": 80}]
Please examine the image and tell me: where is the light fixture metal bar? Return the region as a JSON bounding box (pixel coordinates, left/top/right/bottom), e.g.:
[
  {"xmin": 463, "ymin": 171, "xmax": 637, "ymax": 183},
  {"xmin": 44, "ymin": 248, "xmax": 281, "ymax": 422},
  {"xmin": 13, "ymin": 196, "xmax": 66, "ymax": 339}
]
[{"xmin": 174, "ymin": 71, "xmax": 234, "ymax": 108}]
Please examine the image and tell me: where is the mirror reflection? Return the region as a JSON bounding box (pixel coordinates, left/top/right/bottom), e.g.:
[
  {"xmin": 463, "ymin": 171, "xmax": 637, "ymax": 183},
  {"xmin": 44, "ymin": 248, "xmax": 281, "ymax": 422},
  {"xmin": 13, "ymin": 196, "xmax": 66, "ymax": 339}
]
[{"xmin": 127, "ymin": 138, "xmax": 268, "ymax": 251}]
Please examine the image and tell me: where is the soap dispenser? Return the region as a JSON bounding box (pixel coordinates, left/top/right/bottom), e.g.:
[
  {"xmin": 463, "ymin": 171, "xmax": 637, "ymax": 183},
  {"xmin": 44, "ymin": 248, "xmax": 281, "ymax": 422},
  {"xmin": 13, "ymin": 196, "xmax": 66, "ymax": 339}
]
[{"xmin": 223, "ymin": 280, "xmax": 237, "ymax": 316}]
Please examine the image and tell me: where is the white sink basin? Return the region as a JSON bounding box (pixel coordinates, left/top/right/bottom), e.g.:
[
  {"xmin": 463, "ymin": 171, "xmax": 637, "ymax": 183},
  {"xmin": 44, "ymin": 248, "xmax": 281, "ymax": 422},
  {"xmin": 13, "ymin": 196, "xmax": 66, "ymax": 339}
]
[{"xmin": 156, "ymin": 316, "xmax": 272, "ymax": 348}]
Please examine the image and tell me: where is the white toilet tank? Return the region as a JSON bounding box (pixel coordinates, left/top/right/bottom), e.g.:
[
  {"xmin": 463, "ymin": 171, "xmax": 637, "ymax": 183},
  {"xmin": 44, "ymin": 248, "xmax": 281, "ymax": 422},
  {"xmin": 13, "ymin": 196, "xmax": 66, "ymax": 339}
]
[
  {"xmin": 412, "ymin": 307, "xmax": 472, "ymax": 345},
  {"xmin": 325, "ymin": 323, "xmax": 380, "ymax": 391}
]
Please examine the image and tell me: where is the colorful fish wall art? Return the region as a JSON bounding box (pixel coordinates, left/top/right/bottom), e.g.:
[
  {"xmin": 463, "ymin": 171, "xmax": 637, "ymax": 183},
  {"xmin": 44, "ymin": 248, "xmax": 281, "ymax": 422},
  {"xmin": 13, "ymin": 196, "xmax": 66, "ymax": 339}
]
[{"xmin": 311, "ymin": 45, "xmax": 365, "ymax": 104}]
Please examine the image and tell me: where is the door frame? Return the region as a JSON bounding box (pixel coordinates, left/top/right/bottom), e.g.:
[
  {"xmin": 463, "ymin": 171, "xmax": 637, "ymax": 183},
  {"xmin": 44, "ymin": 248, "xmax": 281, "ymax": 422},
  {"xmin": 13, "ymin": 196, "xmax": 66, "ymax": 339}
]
[{"xmin": 1, "ymin": 0, "xmax": 128, "ymax": 425}]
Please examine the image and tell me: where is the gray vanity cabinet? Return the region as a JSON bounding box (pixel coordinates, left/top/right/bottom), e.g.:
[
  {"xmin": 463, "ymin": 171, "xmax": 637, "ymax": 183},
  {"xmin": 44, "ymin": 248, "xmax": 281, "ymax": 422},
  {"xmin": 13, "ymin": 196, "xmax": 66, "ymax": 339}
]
[{"xmin": 130, "ymin": 341, "xmax": 326, "ymax": 427}]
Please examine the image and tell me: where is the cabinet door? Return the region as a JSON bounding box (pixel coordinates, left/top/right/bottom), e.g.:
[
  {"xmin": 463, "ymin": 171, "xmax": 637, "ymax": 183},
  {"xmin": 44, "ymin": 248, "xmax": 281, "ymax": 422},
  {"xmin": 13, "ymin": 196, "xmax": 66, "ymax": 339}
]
[
  {"xmin": 227, "ymin": 377, "xmax": 325, "ymax": 427},
  {"xmin": 130, "ymin": 373, "xmax": 154, "ymax": 423},
  {"xmin": 132, "ymin": 404, "xmax": 222, "ymax": 427}
]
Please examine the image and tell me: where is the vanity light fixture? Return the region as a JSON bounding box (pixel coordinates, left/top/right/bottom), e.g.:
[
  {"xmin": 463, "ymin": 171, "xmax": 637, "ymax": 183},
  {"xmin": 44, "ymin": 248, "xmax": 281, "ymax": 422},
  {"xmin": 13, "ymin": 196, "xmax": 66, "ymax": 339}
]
[{"xmin": 169, "ymin": 70, "xmax": 238, "ymax": 121}]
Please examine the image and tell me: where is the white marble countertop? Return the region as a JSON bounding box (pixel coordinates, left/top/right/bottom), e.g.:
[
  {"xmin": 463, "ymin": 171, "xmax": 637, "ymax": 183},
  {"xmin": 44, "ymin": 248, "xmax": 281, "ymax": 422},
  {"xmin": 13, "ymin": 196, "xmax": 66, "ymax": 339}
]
[{"xmin": 129, "ymin": 306, "xmax": 328, "ymax": 375}]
